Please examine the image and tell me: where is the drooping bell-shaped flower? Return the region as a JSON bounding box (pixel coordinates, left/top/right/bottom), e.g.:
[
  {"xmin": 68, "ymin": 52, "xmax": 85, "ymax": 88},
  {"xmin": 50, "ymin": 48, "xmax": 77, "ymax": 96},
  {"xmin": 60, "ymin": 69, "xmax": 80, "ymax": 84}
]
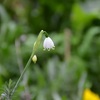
[{"xmin": 43, "ymin": 37, "xmax": 55, "ymax": 51}]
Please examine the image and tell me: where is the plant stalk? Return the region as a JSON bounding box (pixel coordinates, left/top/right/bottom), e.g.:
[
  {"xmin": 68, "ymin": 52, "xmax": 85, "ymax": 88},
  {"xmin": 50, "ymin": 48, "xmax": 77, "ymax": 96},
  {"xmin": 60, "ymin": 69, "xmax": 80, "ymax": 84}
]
[
  {"xmin": 11, "ymin": 30, "xmax": 44, "ymax": 98},
  {"xmin": 11, "ymin": 51, "xmax": 34, "ymax": 96}
]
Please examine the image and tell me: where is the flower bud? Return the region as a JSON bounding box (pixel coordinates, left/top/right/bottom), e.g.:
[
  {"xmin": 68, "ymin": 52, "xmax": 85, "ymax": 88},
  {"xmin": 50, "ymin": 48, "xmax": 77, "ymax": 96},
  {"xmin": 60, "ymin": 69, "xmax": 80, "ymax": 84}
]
[{"xmin": 32, "ymin": 55, "xmax": 37, "ymax": 63}]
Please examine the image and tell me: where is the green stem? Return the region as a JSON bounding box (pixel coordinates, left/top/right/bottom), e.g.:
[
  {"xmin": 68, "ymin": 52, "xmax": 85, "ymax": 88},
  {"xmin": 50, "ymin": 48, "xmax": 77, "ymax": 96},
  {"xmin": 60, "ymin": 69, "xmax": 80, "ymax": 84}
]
[
  {"xmin": 11, "ymin": 30, "xmax": 44, "ymax": 97},
  {"xmin": 11, "ymin": 51, "xmax": 34, "ymax": 96},
  {"xmin": 44, "ymin": 31, "xmax": 48, "ymax": 37}
]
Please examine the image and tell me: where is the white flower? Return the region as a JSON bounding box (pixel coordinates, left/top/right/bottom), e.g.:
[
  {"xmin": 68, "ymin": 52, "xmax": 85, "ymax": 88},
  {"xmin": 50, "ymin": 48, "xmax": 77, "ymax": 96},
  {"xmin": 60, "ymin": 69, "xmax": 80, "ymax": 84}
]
[{"xmin": 43, "ymin": 37, "xmax": 55, "ymax": 51}]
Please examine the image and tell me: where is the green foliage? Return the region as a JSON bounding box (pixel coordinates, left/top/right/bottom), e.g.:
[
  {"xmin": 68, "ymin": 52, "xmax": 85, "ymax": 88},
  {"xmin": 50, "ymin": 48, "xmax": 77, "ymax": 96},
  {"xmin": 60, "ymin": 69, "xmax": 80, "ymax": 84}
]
[
  {"xmin": 0, "ymin": 0, "xmax": 100, "ymax": 100},
  {"xmin": 0, "ymin": 79, "xmax": 15, "ymax": 100}
]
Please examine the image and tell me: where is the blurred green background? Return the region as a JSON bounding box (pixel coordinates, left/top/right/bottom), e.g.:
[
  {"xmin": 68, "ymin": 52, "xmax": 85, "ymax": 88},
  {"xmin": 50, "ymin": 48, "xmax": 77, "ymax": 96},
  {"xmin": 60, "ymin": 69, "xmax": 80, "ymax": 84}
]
[{"xmin": 0, "ymin": 0, "xmax": 100, "ymax": 100}]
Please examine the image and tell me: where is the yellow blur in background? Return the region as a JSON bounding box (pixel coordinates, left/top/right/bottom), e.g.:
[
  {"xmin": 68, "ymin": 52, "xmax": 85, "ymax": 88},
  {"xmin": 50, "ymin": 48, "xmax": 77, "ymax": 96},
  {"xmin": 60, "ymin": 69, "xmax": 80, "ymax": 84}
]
[{"xmin": 83, "ymin": 89, "xmax": 100, "ymax": 100}]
